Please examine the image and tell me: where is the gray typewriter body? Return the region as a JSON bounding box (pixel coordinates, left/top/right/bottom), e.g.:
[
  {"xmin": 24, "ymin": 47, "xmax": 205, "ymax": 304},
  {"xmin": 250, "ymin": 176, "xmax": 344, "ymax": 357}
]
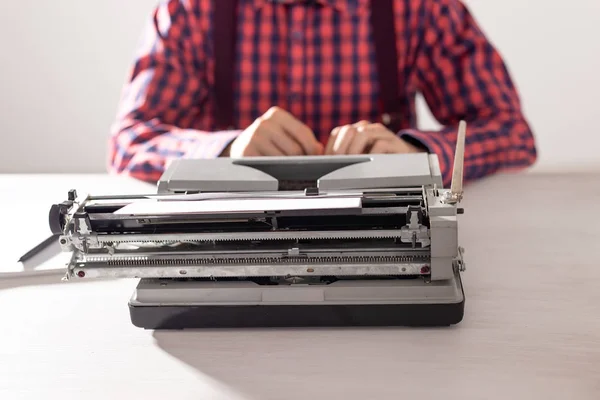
[{"xmin": 50, "ymin": 151, "xmax": 467, "ymax": 329}]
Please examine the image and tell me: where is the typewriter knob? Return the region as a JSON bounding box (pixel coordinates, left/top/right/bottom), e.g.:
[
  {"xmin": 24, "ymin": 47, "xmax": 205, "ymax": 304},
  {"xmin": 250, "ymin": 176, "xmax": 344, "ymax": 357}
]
[
  {"xmin": 48, "ymin": 201, "xmax": 72, "ymax": 235},
  {"xmin": 68, "ymin": 189, "xmax": 77, "ymax": 201}
]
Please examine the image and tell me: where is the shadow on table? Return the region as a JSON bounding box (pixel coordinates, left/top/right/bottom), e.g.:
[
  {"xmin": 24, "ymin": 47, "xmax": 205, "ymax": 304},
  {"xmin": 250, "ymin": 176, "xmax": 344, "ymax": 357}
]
[{"xmin": 152, "ymin": 324, "xmax": 459, "ymax": 400}]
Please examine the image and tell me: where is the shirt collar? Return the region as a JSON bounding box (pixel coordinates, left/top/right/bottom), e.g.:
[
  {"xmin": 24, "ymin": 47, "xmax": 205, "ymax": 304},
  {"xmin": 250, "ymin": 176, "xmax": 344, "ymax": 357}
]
[{"xmin": 251, "ymin": 0, "xmax": 368, "ymax": 15}]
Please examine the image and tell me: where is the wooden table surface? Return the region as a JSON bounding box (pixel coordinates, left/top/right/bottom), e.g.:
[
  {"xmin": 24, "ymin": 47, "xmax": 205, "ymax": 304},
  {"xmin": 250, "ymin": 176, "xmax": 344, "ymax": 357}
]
[{"xmin": 0, "ymin": 172, "xmax": 599, "ymax": 400}]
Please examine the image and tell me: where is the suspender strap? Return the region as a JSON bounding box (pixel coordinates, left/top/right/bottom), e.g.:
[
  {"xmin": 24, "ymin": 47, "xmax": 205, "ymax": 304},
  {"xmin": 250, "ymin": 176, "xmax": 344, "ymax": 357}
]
[
  {"xmin": 213, "ymin": 0, "xmax": 401, "ymax": 131},
  {"xmin": 369, "ymin": 0, "xmax": 402, "ymax": 131},
  {"xmin": 213, "ymin": 0, "xmax": 238, "ymax": 130}
]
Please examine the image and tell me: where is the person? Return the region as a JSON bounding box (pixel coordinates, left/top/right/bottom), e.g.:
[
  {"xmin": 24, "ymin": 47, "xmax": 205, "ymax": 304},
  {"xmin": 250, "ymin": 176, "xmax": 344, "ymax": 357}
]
[{"xmin": 108, "ymin": 0, "xmax": 537, "ymax": 187}]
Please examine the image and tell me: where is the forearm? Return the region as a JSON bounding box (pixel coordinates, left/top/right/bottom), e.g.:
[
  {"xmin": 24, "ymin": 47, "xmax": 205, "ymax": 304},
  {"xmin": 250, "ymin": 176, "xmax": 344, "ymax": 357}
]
[
  {"xmin": 107, "ymin": 1, "xmax": 242, "ymax": 183},
  {"xmin": 400, "ymin": 112, "xmax": 536, "ymax": 187},
  {"xmin": 408, "ymin": 0, "xmax": 537, "ymax": 186},
  {"xmin": 108, "ymin": 120, "xmax": 240, "ymax": 183}
]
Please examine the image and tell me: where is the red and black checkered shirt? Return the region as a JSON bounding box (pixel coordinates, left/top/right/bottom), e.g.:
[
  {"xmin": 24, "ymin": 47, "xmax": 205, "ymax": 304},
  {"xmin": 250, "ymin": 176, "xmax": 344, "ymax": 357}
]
[{"xmin": 109, "ymin": 0, "xmax": 537, "ymax": 187}]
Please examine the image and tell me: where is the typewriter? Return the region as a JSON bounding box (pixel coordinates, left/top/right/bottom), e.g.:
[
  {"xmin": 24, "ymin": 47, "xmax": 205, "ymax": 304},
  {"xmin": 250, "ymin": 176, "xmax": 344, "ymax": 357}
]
[{"xmin": 49, "ymin": 122, "xmax": 468, "ymax": 329}]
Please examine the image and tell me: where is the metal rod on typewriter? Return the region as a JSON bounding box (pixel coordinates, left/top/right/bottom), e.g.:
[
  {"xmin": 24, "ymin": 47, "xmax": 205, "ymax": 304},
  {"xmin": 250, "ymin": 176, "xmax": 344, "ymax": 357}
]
[{"xmin": 443, "ymin": 120, "xmax": 466, "ymax": 204}]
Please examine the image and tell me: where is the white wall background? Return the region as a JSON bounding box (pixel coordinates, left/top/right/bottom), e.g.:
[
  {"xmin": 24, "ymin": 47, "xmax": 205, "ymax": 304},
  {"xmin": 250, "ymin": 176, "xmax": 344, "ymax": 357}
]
[{"xmin": 0, "ymin": 0, "xmax": 598, "ymax": 173}]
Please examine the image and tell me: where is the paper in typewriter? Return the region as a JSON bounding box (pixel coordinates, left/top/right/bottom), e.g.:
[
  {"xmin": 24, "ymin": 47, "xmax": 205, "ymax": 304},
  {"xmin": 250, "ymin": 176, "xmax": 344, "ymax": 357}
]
[{"xmin": 114, "ymin": 197, "xmax": 362, "ymax": 215}]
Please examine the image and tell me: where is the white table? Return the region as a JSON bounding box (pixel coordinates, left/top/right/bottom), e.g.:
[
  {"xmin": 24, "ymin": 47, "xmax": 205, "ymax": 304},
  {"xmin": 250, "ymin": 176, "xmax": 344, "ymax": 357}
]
[{"xmin": 1, "ymin": 173, "xmax": 599, "ymax": 400}]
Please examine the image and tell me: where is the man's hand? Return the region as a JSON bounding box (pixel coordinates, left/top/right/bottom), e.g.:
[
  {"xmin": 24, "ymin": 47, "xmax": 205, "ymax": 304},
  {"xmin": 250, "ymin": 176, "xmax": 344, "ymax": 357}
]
[
  {"xmin": 223, "ymin": 107, "xmax": 323, "ymax": 157},
  {"xmin": 325, "ymin": 121, "xmax": 424, "ymax": 155}
]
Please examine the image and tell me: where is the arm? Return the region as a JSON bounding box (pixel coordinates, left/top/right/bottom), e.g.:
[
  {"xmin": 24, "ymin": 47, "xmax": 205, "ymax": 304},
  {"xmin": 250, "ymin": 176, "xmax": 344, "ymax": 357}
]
[
  {"xmin": 108, "ymin": 0, "xmax": 240, "ymax": 183},
  {"xmin": 399, "ymin": 0, "xmax": 537, "ymax": 187}
]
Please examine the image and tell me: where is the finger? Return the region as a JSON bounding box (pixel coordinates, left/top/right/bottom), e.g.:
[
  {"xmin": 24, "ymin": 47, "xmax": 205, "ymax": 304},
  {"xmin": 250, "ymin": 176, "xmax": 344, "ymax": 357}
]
[
  {"xmin": 252, "ymin": 119, "xmax": 287, "ymax": 156},
  {"xmin": 332, "ymin": 125, "xmax": 357, "ymax": 154},
  {"xmin": 359, "ymin": 123, "xmax": 396, "ymax": 139},
  {"xmin": 257, "ymin": 118, "xmax": 304, "ymax": 155},
  {"xmin": 347, "ymin": 130, "xmax": 371, "ymax": 154},
  {"xmin": 230, "ymin": 143, "xmax": 261, "ymax": 158},
  {"xmin": 254, "ymin": 136, "xmax": 285, "ymax": 156},
  {"xmin": 326, "ymin": 121, "xmax": 369, "ymax": 155},
  {"xmin": 265, "ymin": 107, "xmax": 321, "ymax": 155},
  {"xmin": 346, "ymin": 124, "xmax": 391, "ymax": 154},
  {"xmin": 348, "ymin": 123, "xmax": 376, "ymax": 154},
  {"xmin": 325, "ymin": 126, "xmax": 341, "ymax": 155},
  {"xmin": 270, "ymin": 131, "xmax": 304, "ymax": 155},
  {"xmin": 369, "ymin": 139, "xmax": 393, "ymax": 154},
  {"xmin": 353, "ymin": 120, "xmax": 370, "ymax": 128},
  {"xmin": 232, "ymin": 137, "xmax": 266, "ymax": 157}
]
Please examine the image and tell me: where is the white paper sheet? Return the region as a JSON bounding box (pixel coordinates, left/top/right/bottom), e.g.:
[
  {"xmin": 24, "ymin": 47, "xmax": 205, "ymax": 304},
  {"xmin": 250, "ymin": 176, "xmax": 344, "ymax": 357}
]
[
  {"xmin": 114, "ymin": 197, "xmax": 362, "ymax": 215},
  {"xmin": 150, "ymin": 191, "xmax": 364, "ymax": 201}
]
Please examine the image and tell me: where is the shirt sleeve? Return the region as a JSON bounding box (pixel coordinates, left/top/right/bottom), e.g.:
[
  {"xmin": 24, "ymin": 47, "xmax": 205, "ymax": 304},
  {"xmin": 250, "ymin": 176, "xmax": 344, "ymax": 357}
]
[
  {"xmin": 399, "ymin": 0, "xmax": 537, "ymax": 187},
  {"xmin": 108, "ymin": 0, "xmax": 240, "ymax": 183}
]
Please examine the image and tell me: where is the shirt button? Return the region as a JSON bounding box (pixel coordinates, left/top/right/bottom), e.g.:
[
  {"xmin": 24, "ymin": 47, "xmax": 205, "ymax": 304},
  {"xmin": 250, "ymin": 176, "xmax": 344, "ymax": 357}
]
[{"xmin": 291, "ymin": 31, "xmax": 302, "ymax": 42}]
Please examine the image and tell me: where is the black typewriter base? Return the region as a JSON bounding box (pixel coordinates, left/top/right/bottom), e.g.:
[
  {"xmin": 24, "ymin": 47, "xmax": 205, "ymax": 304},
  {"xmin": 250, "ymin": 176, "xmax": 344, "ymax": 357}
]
[
  {"xmin": 129, "ymin": 272, "xmax": 465, "ymax": 329},
  {"xmin": 129, "ymin": 300, "xmax": 464, "ymax": 329}
]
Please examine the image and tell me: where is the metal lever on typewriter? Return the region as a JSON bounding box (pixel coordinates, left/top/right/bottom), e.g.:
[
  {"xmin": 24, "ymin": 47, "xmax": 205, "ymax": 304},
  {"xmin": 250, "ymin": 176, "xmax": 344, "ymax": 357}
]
[
  {"xmin": 442, "ymin": 120, "xmax": 467, "ymax": 205},
  {"xmin": 1, "ymin": 191, "xmax": 77, "ymax": 279}
]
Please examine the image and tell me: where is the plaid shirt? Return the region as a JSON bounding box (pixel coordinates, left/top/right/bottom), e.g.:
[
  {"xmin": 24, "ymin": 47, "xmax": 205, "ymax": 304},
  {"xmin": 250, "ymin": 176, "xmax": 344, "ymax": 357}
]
[{"xmin": 109, "ymin": 0, "xmax": 537, "ymax": 187}]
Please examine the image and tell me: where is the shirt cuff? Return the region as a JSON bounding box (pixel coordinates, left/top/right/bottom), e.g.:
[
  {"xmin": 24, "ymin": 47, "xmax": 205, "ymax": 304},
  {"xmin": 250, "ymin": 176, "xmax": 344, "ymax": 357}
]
[{"xmin": 184, "ymin": 130, "xmax": 241, "ymax": 159}]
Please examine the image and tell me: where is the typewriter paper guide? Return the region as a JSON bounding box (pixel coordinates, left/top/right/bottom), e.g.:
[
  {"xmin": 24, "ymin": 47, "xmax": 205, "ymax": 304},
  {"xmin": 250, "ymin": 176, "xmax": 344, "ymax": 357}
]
[{"xmin": 115, "ymin": 196, "xmax": 362, "ymax": 215}]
